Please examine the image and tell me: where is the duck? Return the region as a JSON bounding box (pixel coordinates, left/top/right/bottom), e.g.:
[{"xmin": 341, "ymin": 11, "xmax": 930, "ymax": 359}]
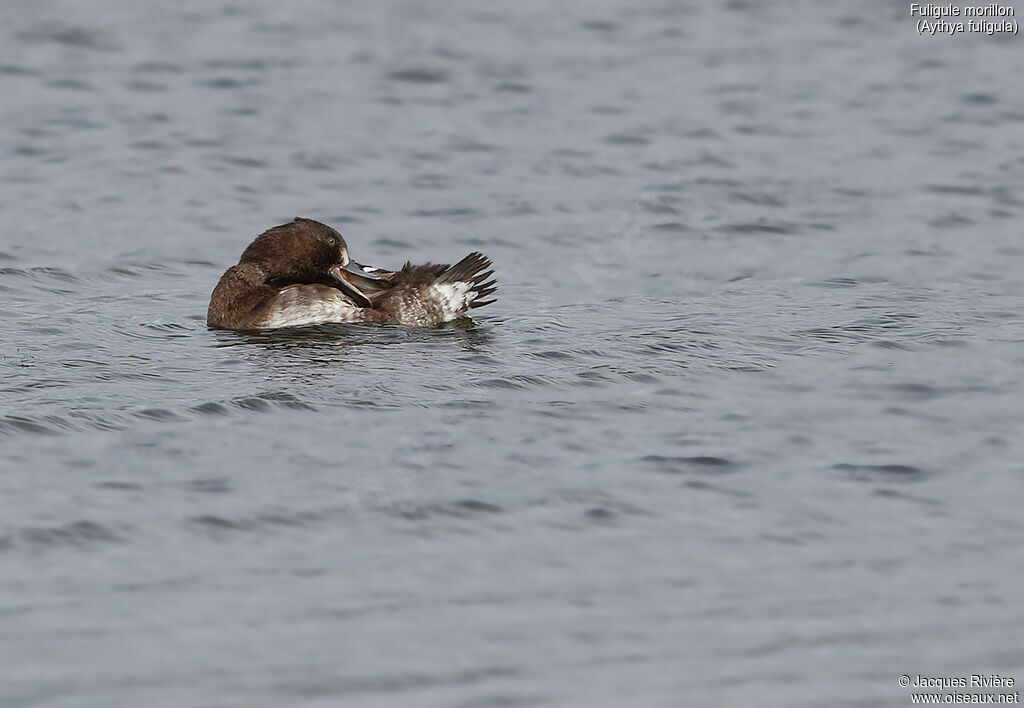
[{"xmin": 207, "ymin": 218, "xmax": 496, "ymax": 330}]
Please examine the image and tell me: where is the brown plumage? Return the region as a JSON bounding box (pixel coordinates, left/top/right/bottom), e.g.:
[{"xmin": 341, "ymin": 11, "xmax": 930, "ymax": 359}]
[
  {"xmin": 360, "ymin": 253, "xmax": 497, "ymax": 324},
  {"xmin": 207, "ymin": 218, "xmax": 497, "ymax": 331}
]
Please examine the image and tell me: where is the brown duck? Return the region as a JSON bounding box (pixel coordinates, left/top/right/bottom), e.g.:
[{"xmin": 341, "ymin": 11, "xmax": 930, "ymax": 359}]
[{"xmin": 207, "ymin": 218, "xmax": 496, "ymax": 330}]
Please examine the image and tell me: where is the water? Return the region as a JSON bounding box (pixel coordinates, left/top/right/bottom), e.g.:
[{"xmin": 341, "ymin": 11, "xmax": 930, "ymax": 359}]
[{"xmin": 2, "ymin": 1, "xmax": 1023, "ymax": 706}]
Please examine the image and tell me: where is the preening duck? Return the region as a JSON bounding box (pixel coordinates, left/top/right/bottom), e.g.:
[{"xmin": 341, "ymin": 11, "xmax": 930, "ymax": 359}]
[{"xmin": 207, "ymin": 218, "xmax": 496, "ymax": 330}]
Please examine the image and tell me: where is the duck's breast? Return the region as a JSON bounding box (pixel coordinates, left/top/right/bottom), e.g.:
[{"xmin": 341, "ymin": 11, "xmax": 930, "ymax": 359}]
[{"xmin": 254, "ymin": 284, "xmax": 364, "ymax": 329}]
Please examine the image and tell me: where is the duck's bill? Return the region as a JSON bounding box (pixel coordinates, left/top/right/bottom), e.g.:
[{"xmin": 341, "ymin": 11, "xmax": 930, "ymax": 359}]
[
  {"xmin": 348, "ymin": 261, "xmax": 391, "ymax": 290},
  {"xmin": 329, "ymin": 263, "xmax": 385, "ymax": 308}
]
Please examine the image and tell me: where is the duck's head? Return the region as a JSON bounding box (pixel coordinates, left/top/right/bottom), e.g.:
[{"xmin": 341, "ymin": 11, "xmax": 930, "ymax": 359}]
[{"xmin": 240, "ymin": 218, "xmax": 384, "ymax": 307}]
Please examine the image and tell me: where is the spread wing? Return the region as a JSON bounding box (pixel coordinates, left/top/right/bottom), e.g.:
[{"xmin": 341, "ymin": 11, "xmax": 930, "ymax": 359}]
[{"xmin": 367, "ymin": 253, "xmax": 496, "ymax": 325}]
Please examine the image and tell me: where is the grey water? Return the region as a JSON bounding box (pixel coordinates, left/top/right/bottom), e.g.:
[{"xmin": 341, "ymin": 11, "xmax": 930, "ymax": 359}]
[{"xmin": 2, "ymin": 1, "xmax": 1023, "ymax": 706}]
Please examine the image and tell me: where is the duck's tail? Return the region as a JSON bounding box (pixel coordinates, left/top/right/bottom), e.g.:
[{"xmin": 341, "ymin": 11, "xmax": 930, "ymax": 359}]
[
  {"xmin": 374, "ymin": 252, "xmax": 496, "ymax": 325},
  {"xmin": 437, "ymin": 252, "xmax": 497, "ymax": 310}
]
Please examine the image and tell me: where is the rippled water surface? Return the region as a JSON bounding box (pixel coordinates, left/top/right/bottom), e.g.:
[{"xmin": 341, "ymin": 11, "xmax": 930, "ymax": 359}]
[{"xmin": 3, "ymin": 1, "xmax": 1024, "ymax": 706}]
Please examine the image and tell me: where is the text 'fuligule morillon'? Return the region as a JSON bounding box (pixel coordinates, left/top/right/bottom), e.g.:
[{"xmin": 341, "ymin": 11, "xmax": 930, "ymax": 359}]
[{"xmin": 910, "ymin": 3, "xmax": 1015, "ymax": 18}]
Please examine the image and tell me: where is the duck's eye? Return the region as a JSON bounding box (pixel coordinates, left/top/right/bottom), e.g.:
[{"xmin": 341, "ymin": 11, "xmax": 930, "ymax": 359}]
[{"xmin": 327, "ymin": 236, "xmax": 338, "ymax": 247}]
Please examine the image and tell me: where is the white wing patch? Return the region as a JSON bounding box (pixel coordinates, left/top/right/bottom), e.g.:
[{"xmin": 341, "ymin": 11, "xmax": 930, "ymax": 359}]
[{"xmin": 431, "ymin": 282, "xmax": 476, "ymax": 322}]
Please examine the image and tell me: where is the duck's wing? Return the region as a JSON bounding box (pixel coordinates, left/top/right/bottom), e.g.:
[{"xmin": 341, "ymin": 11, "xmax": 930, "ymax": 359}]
[
  {"xmin": 371, "ymin": 253, "xmax": 496, "ymax": 325},
  {"xmin": 439, "ymin": 252, "xmax": 497, "ymax": 309},
  {"xmin": 366, "ymin": 261, "xmax": 448, "ymax": 308},
  {"xmin": 377, "ymin": 261, "xmax": 448, "ymax": 288}
]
